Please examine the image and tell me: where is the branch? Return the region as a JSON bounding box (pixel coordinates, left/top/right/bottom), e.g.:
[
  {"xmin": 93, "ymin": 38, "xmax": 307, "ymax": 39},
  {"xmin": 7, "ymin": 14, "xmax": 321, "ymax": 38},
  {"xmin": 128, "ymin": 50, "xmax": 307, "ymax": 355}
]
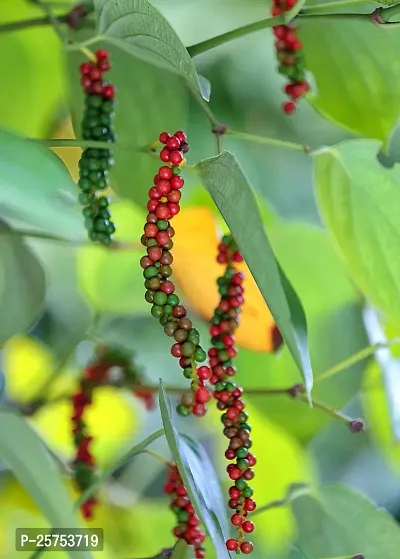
[
  {"xmin": 186, "ymin": 10, "xmax": 371, "ymax": 57},
  {"xmin": 0, "ymin": 14, "xmax": 69, "ymax": 33}
]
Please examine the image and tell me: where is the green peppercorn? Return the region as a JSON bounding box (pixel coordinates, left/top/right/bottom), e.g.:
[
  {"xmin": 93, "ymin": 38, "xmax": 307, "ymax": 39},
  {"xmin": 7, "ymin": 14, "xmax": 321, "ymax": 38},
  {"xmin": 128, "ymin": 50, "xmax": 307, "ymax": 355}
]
[
  {"xmin": 181, "ymin": 342, "xmax": 195, "ymax": 357},
  {"xmin": 176, "ymin": 404, "xmax": 191, "ymax": 416},
  {"xmin": 194, "ymin": 347, "xmax": 207, "ymax": 362},
  {"xmin": 167, "ymin": 294, "xmax": 179, "ymax": 306},
  {"xmin": 143, "ymin": 266, "xmax": 158, "ymax": 279},
  {"xmin": 154, "ymin": 291, "xmax": 168, "ymax": 305},
  {"xmin": 151, "ymin": 305, "xmax": 164, "ymax": 318}
]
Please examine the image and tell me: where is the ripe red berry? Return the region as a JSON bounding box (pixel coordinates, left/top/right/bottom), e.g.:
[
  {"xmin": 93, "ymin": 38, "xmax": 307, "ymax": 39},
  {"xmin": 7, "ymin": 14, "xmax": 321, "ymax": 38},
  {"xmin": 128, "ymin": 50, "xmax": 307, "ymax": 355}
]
[
  {"xmin": 170, "ymin": 175, "xmax": 184, "ymax": 189},
  {"xmin": 226, "ymin": 539, "xmax": 239, "ymax": 551},
  {"xmin": 159, "ymin": 166, "xmax": 173, "ymax": 180},
  {"xmin": 96, "ymin": 49, "xmax": 109, "ymax": 61},
  {"xmin": 155, "ymin": 204, "xmax": 170, "ymax": 220},
  {"xmin": 160, "ymin": 281, "xmax": 175, "ymax": 294},
  {"xmin": 241, "ymin": 541, "xmax": 254, "ymax": 554},
  {"xmin": 244, "ymin": 498, "xmax": 256, "ymax": 511},
  {"xmin": 193, "ymin": 403, "xmax": 206, "ymax": 416},
  {"xmin": 80, "ymin": 62, "xmax": 92, "ymax": 75},
  {"xmin": 160, "ymin": 147, "xmax": 170, "ymax": 162},
  {"xmin": 168, "ymin": 202, "xmax": 180, "ymax": 216},
  {"xmin": 156, "ymin": 231, "xmax": 170, "ymax": 246},
  {"xmin": 144, "ymin": 223, "xmax": 158, "ymax": 238},
  {"xmin": 103, "ymin": 84, "xmax": 115, "ymax": 99},
  {"xmin": 174, "ymin": 130, "xmax": 187, "ymax": 143},
  {"xmin": 242, "ymin": 520, "xmax": 254, "ymax": 533},
  {"xmin": 197, "ymin": 366, "xmax": 211, "ymax": 380},
  {"xmin": 159, "ymin": 132, "xmax": 170, "ymax": 143},
  {"xmin": 166, "ymin": 136, "xmax": 181, "ymax": 150},
  {"xmin": 283, "ymin": 101, "xmax": 296, "ymax": 114},
  {"xmin": 169, "ymin": 150, "xmax": 183, "ymax": 165},
  {"xmin": 195, "ymin": 388, "xmax": 211, "ymax": 403},
  {"xmin": 231, "ymin": 513, "xmax": 243, "ymax": 526},
  {"xmin": 171, "ymin": 343, "xmax": 182, "ymax": 358}
]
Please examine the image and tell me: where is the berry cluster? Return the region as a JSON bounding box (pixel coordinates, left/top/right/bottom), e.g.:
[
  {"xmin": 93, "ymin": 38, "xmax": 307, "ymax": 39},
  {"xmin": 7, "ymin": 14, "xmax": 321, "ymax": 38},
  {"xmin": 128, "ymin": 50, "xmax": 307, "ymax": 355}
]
[
  {"xmin": 140, "ymin": 131, "xmax": 212, "ymax": 418},
  {"xmin": 163, "ymin": 464, "xmax": 206, "ymax": 558},
  {"xmin": 208, "ymin": 235, "xmax": 256, "ymax": 555},
  {"xmin": 78, "ymin": 50, "xmax": 116, "ymax": 245},
  {"xmin": 271, "ymin": 1, "xmax": 310, "ymax": 114},
  {"xmin": 71, "ymin": 345, "xmax": 154, "ymax": 518}
]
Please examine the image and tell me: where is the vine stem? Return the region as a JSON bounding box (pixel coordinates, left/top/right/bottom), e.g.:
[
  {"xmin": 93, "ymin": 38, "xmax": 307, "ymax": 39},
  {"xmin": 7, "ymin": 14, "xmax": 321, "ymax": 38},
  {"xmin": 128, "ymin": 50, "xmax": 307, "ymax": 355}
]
[
  {"xmin": 186, "ymin": 10, "xmax": 372, "ymax": 57},
  {"xmin": 0, "ymin": 14, "xmax": 70, "ymax": 32},
  {"xmin": 226, "ymin": 129, "xmax": 310, "ymax": 152}
]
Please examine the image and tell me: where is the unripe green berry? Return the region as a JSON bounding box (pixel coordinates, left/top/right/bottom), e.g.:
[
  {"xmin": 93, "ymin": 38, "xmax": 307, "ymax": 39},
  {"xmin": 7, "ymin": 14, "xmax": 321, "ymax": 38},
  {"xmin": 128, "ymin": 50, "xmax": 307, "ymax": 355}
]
[
  {"xmin": 181, "ymin": 342, "xmax": 195, "ymax": 357},
  {"xmin": 176, "ymin": 403, "xmax": 191, "ymax": 416},
  {"xmin": 143, "ymin": 266, "xmax": 158, "ymax": 279},
  {"xmin": 194, "ymin": 347, "xmax": 207, "ymax": 362},
  {"xmin": 151, "ymin": 304, "xmax": 164, "ymax": 318},
  {"xmin": 154, "ymin": 291, "xmax": 168, "ymax": 305}
]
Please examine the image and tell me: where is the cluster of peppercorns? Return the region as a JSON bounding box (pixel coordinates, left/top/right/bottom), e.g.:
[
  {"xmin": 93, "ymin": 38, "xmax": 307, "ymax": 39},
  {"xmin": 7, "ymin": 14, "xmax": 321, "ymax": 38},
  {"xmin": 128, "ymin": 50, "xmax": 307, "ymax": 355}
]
[
  {"xmin": 271, "ymin": 0, "xmax": 310, "ymax": 114},
  {"xmin": 208, "ymin": 235, "xmax": 256, "ymax": 554},
  {"xmin": 71, "ymin": 345, "xmax": 154, "ymax": 518},
  {"xmin": 77, "ymin": 49, "xmax": 116, "ymax": 245},
  {"xmin": 140, "ymin": 131, "xmax": 212, "ymax": 418},
  {"xmin": 163, "ymin": 464, "xmax": 206, "ymax": 558}
]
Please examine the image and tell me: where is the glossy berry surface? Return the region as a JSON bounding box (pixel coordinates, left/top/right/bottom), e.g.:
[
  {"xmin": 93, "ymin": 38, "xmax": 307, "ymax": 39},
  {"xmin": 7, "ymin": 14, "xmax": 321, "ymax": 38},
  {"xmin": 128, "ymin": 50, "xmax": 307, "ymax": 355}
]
[
  {"xmin": 78, "ymin": 49, "xmax": 116, "ymax": 245},
  {"xmin": 210, "ymin": 235, "xmax": 256, "ymax": 554},
  {"xmin": 271, "ymin": 3, "xmax": 311, "ymax": 114},
  {"xmin": 141, "ymin": 132, "xmax": 212, "ymax": 417},
  {"xmin": 164, "ymin": 465, "xmax": 206, "ymax": 558}
]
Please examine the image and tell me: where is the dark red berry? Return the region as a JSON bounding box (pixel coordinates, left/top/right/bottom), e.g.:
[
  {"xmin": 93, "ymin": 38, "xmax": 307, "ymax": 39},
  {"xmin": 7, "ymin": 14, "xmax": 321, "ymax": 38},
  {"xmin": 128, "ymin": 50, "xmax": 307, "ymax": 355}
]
[
  {"xmin": 242, "ymin": 520, "xmax": 254, "ymax": 533},
  {"xmin": 226, "ymin": 539, "xmax": 238, "ymax": 551},
  {"xmin": 240, "ymin": 541, "xmax": 254, "ymax": 554}
]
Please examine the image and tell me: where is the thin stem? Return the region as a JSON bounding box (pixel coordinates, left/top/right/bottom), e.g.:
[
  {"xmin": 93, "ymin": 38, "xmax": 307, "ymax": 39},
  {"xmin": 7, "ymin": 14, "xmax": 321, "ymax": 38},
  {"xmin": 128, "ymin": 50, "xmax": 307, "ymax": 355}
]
[
  {"xmin": 299, "ymin": 394, "xmax": 352, "ymax": 424},
  {"xmin": 33, "ymin": 0, "xmax": 66, "ymax": 42},
  {"xmin": 226, "ymin": 129, "xmax": 310, "ymax": 153},
  {"xmin": 186, "ymin": 10, "xmax": 370, "ymax": 57},
  {"xmin": 143, "ymin": 449, "xmax": 174, "ymax": 467},
  {"xmin": 251, "ymin": 484, "xmax": 311, "ymax": 516},
  {"xmin": 36, "ymin": 138, "xmax": 153, "ymax": 153},
  {"xmin": 0, "ymin": 14, "xmax": 69, "ymax": 33},
  {"xmin": 314, "ymin": 337, "xmax": 400, "ymax": 385}
]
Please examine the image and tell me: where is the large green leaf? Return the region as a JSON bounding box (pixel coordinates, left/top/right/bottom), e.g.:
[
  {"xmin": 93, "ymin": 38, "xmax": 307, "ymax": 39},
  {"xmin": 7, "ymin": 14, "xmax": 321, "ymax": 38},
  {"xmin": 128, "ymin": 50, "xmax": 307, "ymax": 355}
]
[
  {"xmin": 96, "ymin": 0, "xmax": 201, "ymax": 93},
  {"xmin": 195, "ymin": 151, "xmax": 313, "ymax": 395},
  {"xmin": 314, "ymin": 139, "xmax": 400, "ymax": 323},
  {"xmin": 0, "ymin": 409, "xmax": 92, "ymax": 559},
  {"xmin": 0, "ymin": 129, "xmax": 84, "ymax": 238},
  {"xmin": 300, "ymin": 20, "xmax": 400, "ymax": 143},
  {"xmin": 158, "ymin": 382, "xmax": 231, "ymax": 559},
  {"xmin": 68, "ymin": 46, "xmax": 188, "ymax": 206},
  {"xmin": 0, "ymin": 222, "xmax": 46, "ymax": 345},
  {"xmin": 290, "ymin": 483, "xmax": 400, "ymax": 558}
]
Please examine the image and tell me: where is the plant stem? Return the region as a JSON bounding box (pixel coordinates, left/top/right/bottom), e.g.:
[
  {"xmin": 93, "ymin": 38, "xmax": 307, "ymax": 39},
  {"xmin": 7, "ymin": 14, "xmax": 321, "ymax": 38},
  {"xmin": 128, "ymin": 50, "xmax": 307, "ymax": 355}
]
[
  {"xmin": 33, "ymin": 0, "xmax": 66, "ymax": 42},
  {"xmin": 251, "ymin": 484, "xmax": 311, "ymax": 516},
  {"xmin": 0, "ymin": 14, "xmax": 69, "ymax": 33},
  {"xmin": 300, "ymin": 0, "xmax": 366, "ymax": 14},
  {"xmin": 142, "ymin": 449, "xmax": 174, "ymax": 467},
  {"xmin": 226, "ymin": 129, "xmax": 310, "ymax": 152},
  {"xmin": 186, "ymin": 10, "xmax": 370, "ymax": 57},
  {"xmin": 299, "ymin": 394, "xmax": 352, "ymax": 424},
  {"xmin": 314, "ymin": 337, "xmax": 400, "ymax": 385}
]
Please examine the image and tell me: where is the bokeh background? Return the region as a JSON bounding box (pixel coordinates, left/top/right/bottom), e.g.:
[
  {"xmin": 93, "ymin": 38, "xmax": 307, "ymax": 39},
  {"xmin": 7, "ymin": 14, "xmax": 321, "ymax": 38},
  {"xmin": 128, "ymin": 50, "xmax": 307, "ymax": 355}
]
[{"xmin": 1, "ymin": 0, "xmax": 400, "ymax": 558}]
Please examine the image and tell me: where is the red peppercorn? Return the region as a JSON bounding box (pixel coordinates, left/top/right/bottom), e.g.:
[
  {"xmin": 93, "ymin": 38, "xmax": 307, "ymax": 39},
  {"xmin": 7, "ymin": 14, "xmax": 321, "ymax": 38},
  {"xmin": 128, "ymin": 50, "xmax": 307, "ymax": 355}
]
[
  {"xmin": 96, "ymin": 49, "xmax": 109, "ymax": 61},
  {"xmin": 160, "ymin": 147, "xmax": 170, "ymax": 162},
  {"xmin": 242, "ymin": 520, "xmax": 254, "ymax": 533},
  {"xmin": 159, "ymin": 131, "xmax": 170, "ymax": 143},
  {"xmin": 231, "ymin": 513, "xmax": 243, "ymax": 526},
  {"xmin": 240, "ymin": 541, "xmax": 254, "ymax": 554},
  {"xmin": 169, "ymin": 150, "xmax": 183, "ymax": 165}
]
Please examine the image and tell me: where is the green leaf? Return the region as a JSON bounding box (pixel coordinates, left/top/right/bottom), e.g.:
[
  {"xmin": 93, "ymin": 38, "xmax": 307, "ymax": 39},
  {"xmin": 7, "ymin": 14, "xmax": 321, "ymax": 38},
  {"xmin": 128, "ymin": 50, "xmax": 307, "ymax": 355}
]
[
  {"xmin": 68, "ymin": 47, "xmax": 188, "ymax": 207},
  {"xmin": 0, "ymin": 222, "xmax": 46, "ymax": 345},
  {"xmin": 195, "ymin": 150, "xmax": 313, "ymax": 395},
  {"xmin": 314, "ymin": 139, "xmax": 400, "ymax": 324},
  {"xmin": 158, "ymin": 381, "xmax": 231, "ymax": 559},
  {"xmin": 179, "ymin": 434, "xmax": 230, "ymax": 538},
  {"xmin": 96, "ymin": 0, "xmax": 201, "ymax": 93},
  {"xmin": 0, "ymin": 408, "xmax": 92, "ymax": 559},
  {"xmin": 290, "ymin": 483, "xmax": 400, "ymax": 558},
  {"xmin": 299, "ymin": 21, "xmax": 400, "ymax": 144},
  {"xmin": 0, "ymin": 129, "xmax": 84, "ymax": 238}
]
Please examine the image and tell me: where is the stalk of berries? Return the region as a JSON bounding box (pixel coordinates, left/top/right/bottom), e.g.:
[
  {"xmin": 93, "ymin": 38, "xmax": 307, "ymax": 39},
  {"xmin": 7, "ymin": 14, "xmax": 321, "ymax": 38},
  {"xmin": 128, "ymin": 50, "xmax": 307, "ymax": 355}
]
[
  {"xmin": 140, "ymin": 131, "xmax": 212, "ymax": 418},
  {"xmin": 209, "ymin": 235, "xmax": 256, "ymax": 555},
  {"xmin": 163, "ymin": 464, "xmax": 206, "ymax": 558},
  {"xmin": 71, "ymin": 345, "xmax": 154, "ymax": 518},
  {"xmin": 271, "ymin": 0, "xmax": 310, "ymax": 114},
  {"xmin": 78, "ymin": 49, "xmax": 116, "ymax": 245}
]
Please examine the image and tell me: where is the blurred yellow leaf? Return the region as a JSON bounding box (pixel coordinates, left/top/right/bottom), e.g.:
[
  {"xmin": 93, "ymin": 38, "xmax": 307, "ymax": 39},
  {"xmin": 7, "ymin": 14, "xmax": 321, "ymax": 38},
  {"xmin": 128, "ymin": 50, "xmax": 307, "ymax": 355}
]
[
  {"xmin": 172, "ymin": 207, "xmax": 277, "ymax": 351},
  {"xmin": 2, "ymin": 335, "xmax": 55, "ymax": 403},
  {"xmin": 216, "ymin": 402, "xmax": 315, "ymax": 549},
  {"xmin": 76, "ymin": 201, "xmax": 146, "ymax": 313},
  {"xmin": 32, "ymin": 386, "xmax": 141, "ymax": 467},
  {"xmin": 51, "ymin": 118, "xmax": 81, "ymax": 182},
  {"xmin": 3, "ymin": 335, "xmax": 142, "ymax": 467}
]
